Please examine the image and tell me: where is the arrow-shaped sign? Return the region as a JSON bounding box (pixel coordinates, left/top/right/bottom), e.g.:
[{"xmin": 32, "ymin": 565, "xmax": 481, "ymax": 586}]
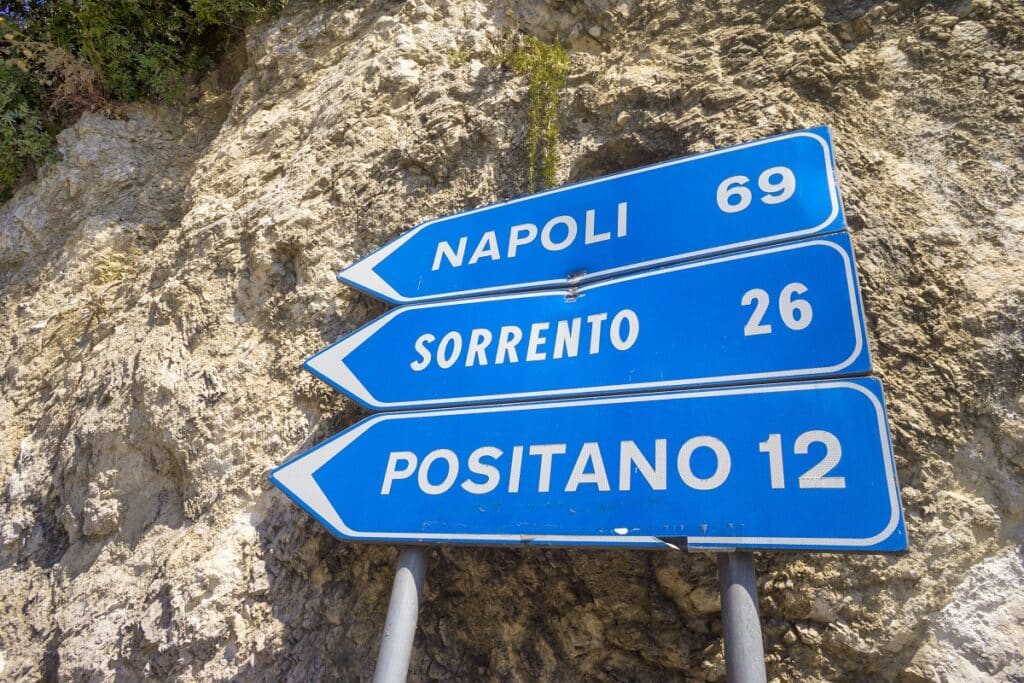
[
  {"xmin": 339, "ymin": 126, "xmax": 844, "ymax": 303},
  {"xmin": 271, "ymin": 378, "xmax": 906, "ymax": 551},
  {"xmin": 307, "ymin": 233, "xmax": 870, "ymax": 410}
]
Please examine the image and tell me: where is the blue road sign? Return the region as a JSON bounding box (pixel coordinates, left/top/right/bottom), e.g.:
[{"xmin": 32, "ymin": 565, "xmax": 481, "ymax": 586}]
[
  {"xmin": 338, "ymin": 126, "xmax": 845, "ymax": 304},
  {"xmin": 271, "ymin": 378, "xmax": 906, "ymax": 551},
  {"xmin": 306, "ymin": 232, "xmax": 870, "ymax": 410}
]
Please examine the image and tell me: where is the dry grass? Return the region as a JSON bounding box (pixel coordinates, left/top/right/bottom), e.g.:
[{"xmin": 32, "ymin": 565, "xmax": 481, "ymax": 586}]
[
  {"xmin": 3, "ymin": 37, "xmax": 109, "ymax": 123},
  {"xmin": 90, "ymin": 245, "xmax": 143, "ymax": 287}
]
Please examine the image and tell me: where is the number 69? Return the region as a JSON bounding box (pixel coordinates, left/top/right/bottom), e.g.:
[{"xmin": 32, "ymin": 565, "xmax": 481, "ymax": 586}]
[{"xmin": 717, "ymin": 167, "xmax": 796, "ymax": 213}]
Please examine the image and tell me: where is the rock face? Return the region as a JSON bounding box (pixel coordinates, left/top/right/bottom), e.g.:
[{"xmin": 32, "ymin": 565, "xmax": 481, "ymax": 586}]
[{"xmin": 1, "ymin": 0, "xmax": 1022, "ymax": 680}]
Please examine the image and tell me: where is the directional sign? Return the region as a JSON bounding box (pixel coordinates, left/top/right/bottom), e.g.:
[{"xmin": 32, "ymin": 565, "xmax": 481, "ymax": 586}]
[
  {"xmin": 307, "ymin": 232, "xmax": 870, "ymax": 410},
  {"xmin": 271, "ymin": 378, "xmax": 906, "ymax": 551},
  {"xmin": 339, "ymin": 126, "xmax": 845, "ymax": 303}
]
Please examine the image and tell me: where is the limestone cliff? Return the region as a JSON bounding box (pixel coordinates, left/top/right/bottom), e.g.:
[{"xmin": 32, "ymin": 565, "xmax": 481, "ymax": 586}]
[{"xmin": 1, "ymin": 0, "xmax": 1022, "ymax": 680}]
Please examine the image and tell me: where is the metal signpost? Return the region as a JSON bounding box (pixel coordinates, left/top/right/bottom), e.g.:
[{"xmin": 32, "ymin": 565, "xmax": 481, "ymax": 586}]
[
  {"xmin": 270, "ymin": 127, "xmax": 908, "ymax": 683},
  {"xmin": 373, "ymin": 548, "xmax": 427, "ymax": 683},
  {"xmin": 307, "ymin": 234, "xmax": 870, "ymax": 410},
  {"xmin": 719, "ymin": 552, "xmax": 768, "ymax": 683},
  {"xmin": 338, "ymin": 127, "xmax": 844, "ymax": 303}
]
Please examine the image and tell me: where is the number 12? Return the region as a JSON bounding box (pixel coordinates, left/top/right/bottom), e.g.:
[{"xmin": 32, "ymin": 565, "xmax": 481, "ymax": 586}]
[{"xmin": 759, "ymin": 431, "xmax": 846, "ymax": 489}]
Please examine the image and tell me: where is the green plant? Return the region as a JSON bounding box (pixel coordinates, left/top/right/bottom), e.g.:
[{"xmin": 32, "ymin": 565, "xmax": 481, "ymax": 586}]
[
  {"xmin": 0, "ymin": 61, "xmax": 56, "ymax": 200},
  {"xmin": 0, "ymin": 0, "xmax": 283, "ymax": 200},
  {"xmin": 447, "ymin": 47, "xmax": 472, "ymax": 66},
  {"xmin": 38, "ymin": 0, "xmax": 277, "ymax": 101},
  {"xmin": 504, "ymin": 36, "xmax": 569, "ymax": 191}
]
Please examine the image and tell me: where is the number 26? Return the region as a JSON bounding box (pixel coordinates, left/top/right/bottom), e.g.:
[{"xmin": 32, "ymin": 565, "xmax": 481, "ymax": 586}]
[{"xmin": 742, "ymin": 283, "xmax": 813, "ymax": 336}]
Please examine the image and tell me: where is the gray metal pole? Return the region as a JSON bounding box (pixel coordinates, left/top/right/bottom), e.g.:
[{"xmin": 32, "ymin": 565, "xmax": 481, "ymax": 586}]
[
  {"xmin": 717, "ymin": 551, "xmax": 767, "ymax": 683},
  {"xmin": 373, "ymin": 547, "xmax": 427, "ymax": 683}
]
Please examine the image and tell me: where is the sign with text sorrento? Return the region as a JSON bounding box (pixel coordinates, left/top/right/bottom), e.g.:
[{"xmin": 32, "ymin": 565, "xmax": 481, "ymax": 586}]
[
  {"xmin": 271, "ymin": 378, "xmax": 907, "ymax": 551},
  {"xmin": 339, "ymin": 126, "xmax": 845, "ymax": 304},
  {"xmin": 306, "ymin": 233, "xmax": 870, "ymax": 410}
]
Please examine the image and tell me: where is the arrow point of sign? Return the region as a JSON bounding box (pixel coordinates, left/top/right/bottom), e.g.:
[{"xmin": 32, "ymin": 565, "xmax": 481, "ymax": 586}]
[
  {"xmin": 303, "ymin": 352, "xmax": 376, "ymax": 409},
  {"xmin": 270, "ymin": 442, "xmax": 347, "ymax": 535},
  {"xmin": 337, "ymin": 228, "xmax": 425, "ymax": 303},
  {"xmin": 270, "ymin": 421, "xmax": 376, "ymax": 538},
  {"xmin": 337, "ymin": 255, "xmax": 402, "ymax": 303},
  {"xmin": 304, "ymin": 313, "xmax": 397, "ymax": 409}
]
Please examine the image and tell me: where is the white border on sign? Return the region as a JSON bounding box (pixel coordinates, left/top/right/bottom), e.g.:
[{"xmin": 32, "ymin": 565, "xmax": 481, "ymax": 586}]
[
  {"xmin": 340, "ymin": 129, "xmax": 841, "ymax": 303},
  {"xmin": 270, "ymin": 380, "xmax": 900, "ymax": 548},
  {"xmin": 306, "ymin": 236, "xmax": 865, "ymax": 410}
]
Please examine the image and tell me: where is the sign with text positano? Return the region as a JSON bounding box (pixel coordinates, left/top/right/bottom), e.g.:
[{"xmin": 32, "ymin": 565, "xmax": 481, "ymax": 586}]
[{"xmin": 272, "ymin": 379, "xmax": 907, "ymax": 551}]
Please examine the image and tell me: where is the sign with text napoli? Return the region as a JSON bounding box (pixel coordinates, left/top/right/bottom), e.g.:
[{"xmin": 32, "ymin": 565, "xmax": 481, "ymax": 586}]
[
  {"xmin": 307, "ymin": 233, "xmax": 870, "ymax": 410},
  {"xmin": 338, "ymin": 126, "xmax": 845, "ymax": 303},
  {"xmin": 271, "ymin": 379, "xmax": 906, "ymax": 551}
]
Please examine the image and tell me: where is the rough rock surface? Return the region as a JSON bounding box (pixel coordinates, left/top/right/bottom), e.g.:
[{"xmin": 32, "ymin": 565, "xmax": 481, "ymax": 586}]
[{"xmin": 1, "ymin": 0, "xmax": 1023, "ymax": 680}]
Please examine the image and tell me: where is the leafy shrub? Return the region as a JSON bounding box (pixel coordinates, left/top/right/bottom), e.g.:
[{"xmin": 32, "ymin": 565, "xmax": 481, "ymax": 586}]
[
  {"xmin": 505, "ymin": 37, "xmax": 570, "ymax": 191},
  {"xmin": 0, "ymin": 0, "xmax": 282, "ymax": 201},
  {"xmin": 0, "ymin": 60, "xmax": 55, "ymax": 196}
]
